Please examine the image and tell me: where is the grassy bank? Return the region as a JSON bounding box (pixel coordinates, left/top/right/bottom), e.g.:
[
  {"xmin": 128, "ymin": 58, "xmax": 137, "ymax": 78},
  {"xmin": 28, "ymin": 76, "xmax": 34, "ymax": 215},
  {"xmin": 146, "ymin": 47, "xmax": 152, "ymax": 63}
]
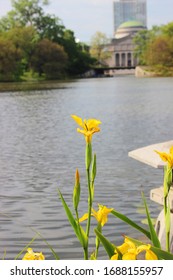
[{"xmin": 0, "ymin": 79, "xmax": 76, "ymax": 92}]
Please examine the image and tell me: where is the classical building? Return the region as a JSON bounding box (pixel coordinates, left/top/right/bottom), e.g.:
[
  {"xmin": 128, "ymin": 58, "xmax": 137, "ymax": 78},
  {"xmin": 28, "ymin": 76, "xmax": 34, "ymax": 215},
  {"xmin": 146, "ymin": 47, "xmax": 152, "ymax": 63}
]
[
  {"xmin": 89, "ymin": 1, "xmax": 148, "ymax": 77},
  {"xmin": 103, "ymin": 20, "xmax": 146, "ymax": 75},
  {"xmin": 113, "ymin": 0, "xmax": 147, "ymax": 33}
]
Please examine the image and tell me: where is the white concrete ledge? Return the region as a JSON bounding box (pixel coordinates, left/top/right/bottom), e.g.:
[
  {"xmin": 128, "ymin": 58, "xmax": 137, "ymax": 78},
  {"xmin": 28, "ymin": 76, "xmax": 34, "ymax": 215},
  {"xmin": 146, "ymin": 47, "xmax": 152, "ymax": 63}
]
[{"xmin": 128, "ymin": 140, "xmax": 173, "ymax": 168}]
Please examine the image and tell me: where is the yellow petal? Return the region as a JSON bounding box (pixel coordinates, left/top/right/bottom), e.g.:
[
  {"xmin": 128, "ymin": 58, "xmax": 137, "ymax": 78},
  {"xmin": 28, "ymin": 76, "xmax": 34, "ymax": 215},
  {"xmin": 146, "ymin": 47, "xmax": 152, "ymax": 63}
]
[
  {"xmin": 137, "ymin": 244, "xmax": 151, "ymax": 254},
  {"xmin": 79, "ymin": 213, "xmax": 89, "ymax": 223},
  {"xmin": 122, "ymin": 252, "xmax": 136, "ymax": 260},
  {"xmin": 111, "ymin": 254, "xmax": 118, "ymax": 260},
  {"xmin": 71, "ymin": 115, "xmax": 83, "ymax": 128},
  {"xmin": 34, "ymin": 252, "xmax": 45, "ymax": 260},
  {"xmin": 22, "ymin": 248, "xmax": 45, "ymax": 260},
  {"xmin": 76, "ymin": 128, "xmax": 86, "ymax": 135},
  {"xmin": 117, "ymin": 242, "xmax": 130, "ymax": 255},
  {"xmin": 86, "ymin": 119, "xmax": 101, "ymax": 130},
  {"xmin": 145, "ymin": 250, "xmax": 158, "ymax": 260},
  {"xmin": 95, "ymin": 205, "xmax": 113, "ymax": 226},
  {"xmin": 27, "ymin": 248, "xmax": 34, "ymax": 254},
  {"xmin": 170, "ymin": 146, "xmax": 173, "ymax": 156},
  {"xmin": 124, "ymin": 237, "xmax": 136, "ymax": 249},
  {"xmin": 154, "ymin": 150, "xmax": 169, "ymax": 162}
]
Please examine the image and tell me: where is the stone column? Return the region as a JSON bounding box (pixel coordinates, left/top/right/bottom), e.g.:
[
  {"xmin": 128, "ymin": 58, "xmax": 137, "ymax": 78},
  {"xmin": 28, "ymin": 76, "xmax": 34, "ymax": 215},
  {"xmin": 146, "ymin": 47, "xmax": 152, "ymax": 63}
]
[
  {"xmin": 125, "ymin": 52, "xmax": 128, "ymax": 67},
  {"xmin": 119, "ymin": 52, "xmax": 122, "ymax": 67}
]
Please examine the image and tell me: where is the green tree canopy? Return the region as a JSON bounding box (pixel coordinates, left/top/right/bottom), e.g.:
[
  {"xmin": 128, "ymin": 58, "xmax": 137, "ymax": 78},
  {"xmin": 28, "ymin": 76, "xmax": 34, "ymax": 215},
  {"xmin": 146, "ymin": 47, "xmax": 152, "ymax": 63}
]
[
  {"xmin": 0, "ymin": 37, "xmax": 23, "ymax": 81},
  {"xmin": 10, "ymin": 0, "xmax": 49, "ymax": 26},
  {"xmin": 133, "ymin": 22, "xmax": 173, "ymax": 75},
  {"xmin": 0, "ymin": 0, "xmax": 96, "ymax": 81},
  {"xmin": 31, "ymin": 39, "xmax": 68, "ymax": 79},
  {"xmin": 145, "ymin": 35, "xmax": 173, "ymax": 67},
  {"xmin": 90, "ymin": 32, "xmax": 110, "ymax": 67}
]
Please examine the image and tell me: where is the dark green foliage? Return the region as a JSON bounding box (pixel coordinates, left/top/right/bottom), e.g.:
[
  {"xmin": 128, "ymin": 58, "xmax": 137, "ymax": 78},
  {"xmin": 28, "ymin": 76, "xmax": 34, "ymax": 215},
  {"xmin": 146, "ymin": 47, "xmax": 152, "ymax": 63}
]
[
  {"xmin": 31, "ymin": 39, "xmax": 68, "ymax": 79},
  {"xmin": 0, "ymin": 0, "xmax": 94, "ymax": 81},
  {"xmin": 0, "ymin": 38, "xmax": 23, "ymax": 81}
]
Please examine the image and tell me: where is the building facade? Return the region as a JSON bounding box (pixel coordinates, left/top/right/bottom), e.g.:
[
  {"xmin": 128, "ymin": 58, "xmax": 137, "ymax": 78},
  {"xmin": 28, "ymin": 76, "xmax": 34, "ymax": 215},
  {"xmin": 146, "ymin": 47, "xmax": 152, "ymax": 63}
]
[
  {"xmin": 104, "ymin": 20, "xmax": 146, "ymax": 75},
  {"xmin": 113, "ymin": 0, "xmax": 147, "ymax": 33}
]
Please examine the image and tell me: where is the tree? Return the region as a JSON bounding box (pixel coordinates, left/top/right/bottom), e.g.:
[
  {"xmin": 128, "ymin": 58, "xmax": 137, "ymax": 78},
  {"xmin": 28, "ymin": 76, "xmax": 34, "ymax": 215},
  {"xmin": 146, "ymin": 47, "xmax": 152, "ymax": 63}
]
[
  {"xmin": 0, "ymin": 0, "xmax": 49, "ymax": 32},
  {"xmin": 133, "ymin": 22, "xmax": 173, "ymax": 70},
  {"xmin": 34, "ymin": 14, "xmax": 65, "ymax": 43},
  {"xmin": 5, "ymin": 26, "xmax": 39, "ymax": 71},
  {"xmin": 0, "ymin": 37, "xmax": 23, "ymax": 81},
  {"xmin": 133, "ymin": 26, "xmax": 162, "ymax": 65},
  {"xmin": 89, "ymin": 32, "xmax": 110, "ymax": 66},
  {"xmin": 145, "ymin": 35, "xmax": 173, "ymax": 67},
  {"xmin": 161, "ymin": 22, "xmax": 173, "ymax": 37},
  {"xmin": 31, "ymin": 39, "xmax": 68, "ymax": 79},
  {"xmin": 0, "ymin": 0, "xmax": 96, "ymax": 79},
  {"xmin": 10, "ymin": 0, "xmax": 49, "ymax": 26},
  {"xmin": 133, "ymin": 29, "xmax": 150, "ymax": 65}
]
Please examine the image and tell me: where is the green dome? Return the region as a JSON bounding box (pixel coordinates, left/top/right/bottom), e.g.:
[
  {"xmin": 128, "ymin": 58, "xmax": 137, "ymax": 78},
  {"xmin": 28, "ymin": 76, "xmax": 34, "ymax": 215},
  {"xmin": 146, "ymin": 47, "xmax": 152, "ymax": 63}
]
[
  {"xmin": 115, "ymin": 20, "xmax": 146, "ymax": 39},
  {"xmin": 119, "ymin": 20, "xmax": 145, "ymax": 29}
]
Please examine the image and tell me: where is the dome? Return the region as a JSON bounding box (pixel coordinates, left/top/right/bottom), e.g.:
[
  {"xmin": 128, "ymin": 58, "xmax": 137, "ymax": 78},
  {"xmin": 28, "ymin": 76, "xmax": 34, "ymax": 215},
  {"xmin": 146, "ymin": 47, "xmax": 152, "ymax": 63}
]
[{"xmin": 115, "ymin": 20, "xmax": 146, "ymax": 39}]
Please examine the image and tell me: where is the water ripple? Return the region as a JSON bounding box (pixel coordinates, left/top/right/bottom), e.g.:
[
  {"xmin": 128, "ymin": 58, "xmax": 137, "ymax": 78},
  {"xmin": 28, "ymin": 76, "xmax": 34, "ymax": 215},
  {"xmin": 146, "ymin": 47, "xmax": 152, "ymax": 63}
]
[{"xmin": 0, "ymin": 76, "xmax": 173, "ymax": 259}]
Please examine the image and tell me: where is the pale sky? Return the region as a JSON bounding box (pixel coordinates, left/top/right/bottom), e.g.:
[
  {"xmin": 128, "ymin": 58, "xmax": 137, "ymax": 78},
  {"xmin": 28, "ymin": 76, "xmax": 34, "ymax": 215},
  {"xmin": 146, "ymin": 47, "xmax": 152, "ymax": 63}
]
[{"xmin": 0, "ymin": 0, "xmax": 173, "ymax": 43}]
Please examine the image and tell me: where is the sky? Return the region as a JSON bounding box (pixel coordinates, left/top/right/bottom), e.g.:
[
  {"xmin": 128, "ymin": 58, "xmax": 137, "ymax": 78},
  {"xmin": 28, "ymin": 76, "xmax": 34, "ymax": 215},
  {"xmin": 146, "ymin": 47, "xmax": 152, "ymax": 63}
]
[{"xmin": 0, "ymin": 0, "xmax": 173, "ymax": 43}]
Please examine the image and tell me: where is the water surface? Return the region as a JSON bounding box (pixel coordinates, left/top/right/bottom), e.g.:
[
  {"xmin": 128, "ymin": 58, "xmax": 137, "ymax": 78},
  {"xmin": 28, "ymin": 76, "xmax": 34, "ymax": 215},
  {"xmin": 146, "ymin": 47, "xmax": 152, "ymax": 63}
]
[{"xmin": 0, "ymin": 76, "xmax": 173, "ymax": 259}]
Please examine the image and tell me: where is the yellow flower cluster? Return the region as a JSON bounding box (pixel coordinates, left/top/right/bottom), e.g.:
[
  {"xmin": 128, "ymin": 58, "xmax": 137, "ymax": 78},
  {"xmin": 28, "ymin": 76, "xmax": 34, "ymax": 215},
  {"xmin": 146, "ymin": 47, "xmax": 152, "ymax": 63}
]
[
  {"xmin": 22, "ymin": 248, "xmax": 45, "ymax": 260},
  {"xmin": 111, "ymin": 238, "xmax": 158, "ymax": 260},
  {"xmin": 71, "ymin": 115, "xmax": 101, "ymax": 143}
]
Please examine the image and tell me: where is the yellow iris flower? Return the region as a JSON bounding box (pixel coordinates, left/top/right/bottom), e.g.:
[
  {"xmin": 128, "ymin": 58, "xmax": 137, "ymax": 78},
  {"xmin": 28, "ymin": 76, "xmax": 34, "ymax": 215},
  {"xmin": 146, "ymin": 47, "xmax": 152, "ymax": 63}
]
[
  {"xmin": 22, "ymin": 248, "xmax": 45, "ymax": 260},
  {"xmin": 79, "ymin": 204, "xmax": 113, "ymax": 227},
  {"xmin": 111, "ymin": 238, "xmax": 158, "ymax": 260},
  {"xmin": 155, "ymin": 146, "xmax": 173, "ymax": 168},
  {"xmin": 71, "ymin": 115, "xmax": 101, "ymax": 143}
]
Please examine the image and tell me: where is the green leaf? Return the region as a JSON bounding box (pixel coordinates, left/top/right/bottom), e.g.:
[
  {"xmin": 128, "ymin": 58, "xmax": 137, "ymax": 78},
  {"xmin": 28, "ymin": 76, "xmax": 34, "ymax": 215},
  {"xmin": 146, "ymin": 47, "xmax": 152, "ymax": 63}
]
[
  {"xmin": 58, "ymin": 190, "xmax": 87, "ymax": 248},
  {"xmin": 142, "ymin": 192, "xmax": 161, "ymax": 248},
  {"xmin": 151, "ymin": 246, "xmax": 173, "ymax": 260},
  {"xmin": 14, "ymin": 234, "xmax": 38, "ymax": 260},
  {"xmin": 111, "ymin": 209, "xmax": 151, "ymax": 239},
  {"xmin": 30, "ymin": 228, "xmax": 60, "ymax": 260},
  {"xmin": 94, "ymin": 228, "xmax": 115, "ymax": 258}
]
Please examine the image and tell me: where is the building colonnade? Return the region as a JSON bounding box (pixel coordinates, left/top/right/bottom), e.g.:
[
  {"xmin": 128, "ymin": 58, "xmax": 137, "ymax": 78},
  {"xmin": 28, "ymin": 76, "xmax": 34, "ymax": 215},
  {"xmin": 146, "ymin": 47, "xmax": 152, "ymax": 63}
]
[{"xmin": 115, "ymin": 52, "xmax": 137, "ymax": 67}]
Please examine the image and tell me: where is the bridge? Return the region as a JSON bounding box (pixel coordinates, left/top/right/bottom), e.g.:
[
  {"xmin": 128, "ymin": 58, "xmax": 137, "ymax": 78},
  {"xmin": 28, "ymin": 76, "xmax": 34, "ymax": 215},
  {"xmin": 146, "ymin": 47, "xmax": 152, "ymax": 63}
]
[{"xmin": 92, "ymin": 66, "xmax": 136, "ymax": 76}]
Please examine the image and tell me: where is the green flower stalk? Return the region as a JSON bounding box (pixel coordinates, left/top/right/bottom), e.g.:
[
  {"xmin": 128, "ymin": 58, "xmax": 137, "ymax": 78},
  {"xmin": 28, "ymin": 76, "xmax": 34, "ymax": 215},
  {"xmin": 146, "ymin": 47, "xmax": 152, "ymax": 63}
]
[
  {"xmin": 71, "ymin": 115, "xmax": 101, "ymax": 259},
  {"xmin": 155, "ymin": 147, "xmax": 173, "ymax": 252},
  {"xmin": 85, "ymin": 142, "xmax": 92, "ymax": 170},
  {"xmin": 91, "ymin": 154, "xmax": 97, "ymax": 201}
]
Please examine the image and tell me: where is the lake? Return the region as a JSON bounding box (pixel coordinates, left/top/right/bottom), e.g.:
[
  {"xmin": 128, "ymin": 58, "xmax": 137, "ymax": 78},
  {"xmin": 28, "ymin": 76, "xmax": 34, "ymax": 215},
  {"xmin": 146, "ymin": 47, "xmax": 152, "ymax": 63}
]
[{"xmin": 0, "ymin": 75, "xmax": 173, "ymax": 259}]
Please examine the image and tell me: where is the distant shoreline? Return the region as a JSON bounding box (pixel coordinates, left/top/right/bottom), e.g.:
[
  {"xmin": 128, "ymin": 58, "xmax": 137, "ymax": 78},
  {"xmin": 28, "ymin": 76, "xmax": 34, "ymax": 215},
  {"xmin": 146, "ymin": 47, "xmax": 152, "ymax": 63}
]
[
  {"xmin": 135, "ymin": 66, "xmax": 173, "ymax": 78},
  {"xmin": 0, "ymin": 79, "xmax": 76, "ymax": 92}
]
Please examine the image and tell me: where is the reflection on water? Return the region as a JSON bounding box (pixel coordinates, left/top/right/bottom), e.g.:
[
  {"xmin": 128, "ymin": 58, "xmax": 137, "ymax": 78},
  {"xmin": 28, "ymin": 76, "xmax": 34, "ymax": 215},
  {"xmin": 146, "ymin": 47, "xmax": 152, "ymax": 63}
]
[{"xmin": 0, "ymin": 76, "xmax": 173, "ymax": 259}]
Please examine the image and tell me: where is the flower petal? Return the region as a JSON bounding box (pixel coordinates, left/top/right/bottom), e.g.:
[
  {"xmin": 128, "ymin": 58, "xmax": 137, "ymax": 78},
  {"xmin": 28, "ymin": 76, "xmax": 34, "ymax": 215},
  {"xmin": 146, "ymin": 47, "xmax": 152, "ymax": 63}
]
[
  {"xmin": 122, "ymin": 252, "xmax": 136, "ymax": 260},
  {"xmin": 71, "ymin": 115, "xmax": 83, "ymax": 128},
  {"xmin": 154, "ymin": 150, "xmax": 169, "ymax": 162},
  {"xmin": 137, "ymin": 244, "xmax": 151, "ymax": 254},
  {"xmin": 79, "ymin": 213, "xmax": 89, "ymax": 223},
  {"xmin": 170, "ymin": 146, "xmax": 173, "ymax": 156},
  {"xmin": 117, "ymin": 243, "xmax": 130, "ymax": 255},
  {"xmin": 111, "ymin": 254, "xmax": 119, "ymax": 260},
  {"xmin": 86, "ymin": 119, "xmax": 101, "ymax": 130},
  {"xmin": 145, "ymin": 250, "xmax": 158, "ymax": 260}
]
